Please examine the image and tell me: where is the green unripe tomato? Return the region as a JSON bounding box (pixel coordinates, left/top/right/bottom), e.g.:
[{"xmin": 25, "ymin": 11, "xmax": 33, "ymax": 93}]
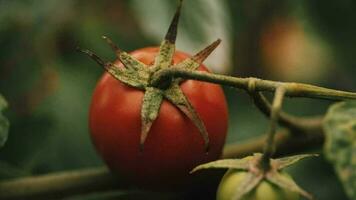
[{"xmin": 217, "ymin": 170, "xmax": 299, "ymax": 200}]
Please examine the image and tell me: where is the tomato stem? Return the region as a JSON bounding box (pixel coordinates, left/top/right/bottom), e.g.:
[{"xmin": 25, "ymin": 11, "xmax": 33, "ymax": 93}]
[
  {"xmin": 260, "ymin": 87, "xmax": 285, "ymax": 171},
  {"xmin": 150, "ymin": 68, "xmax": 356, "ymax": 101},
  {"xmin": 150, "ymin": 67, "xmax": 356, "ymax": 139},
  {"xmin": 247, "ymin": 91, "xmax": 312, "ymax": 133}
]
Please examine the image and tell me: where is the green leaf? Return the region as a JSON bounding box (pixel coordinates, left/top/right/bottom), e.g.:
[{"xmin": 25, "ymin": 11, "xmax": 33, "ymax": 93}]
[
  {"xmin": 0, "ymin": 94, "xmax": 9, "ymax": 148},
  {"xmin": 323, "ymin": 101, "xmax": 356, "ymax": 200},
  {"xmin": 0, "ymin": 161, "xmax": 30, "ymax": 178}
]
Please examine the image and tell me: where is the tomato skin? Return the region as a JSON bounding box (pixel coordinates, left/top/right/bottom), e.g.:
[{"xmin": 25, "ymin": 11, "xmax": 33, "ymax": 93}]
[
  {"xmin": 217, "ymin": 170, "xmax": 299, "ymax": 200},
  {"xmin": 89, "ymin": 47, "xmax": 228, "ymax": 187}
]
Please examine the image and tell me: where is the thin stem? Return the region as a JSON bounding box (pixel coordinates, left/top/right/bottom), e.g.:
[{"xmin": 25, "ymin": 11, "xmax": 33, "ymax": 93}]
[
  {"xmin": 222, "ymin": 119, "xmax": 324, "ymax": 158},
  {"xmin": 260, "ymin": 87, "xmax": 286, "ymax": 171},
  {"xmin": 0, "ymin": 168, "xmax": 124, "ymax": 200},
  {"xmin": 150, "ymin": 68, "xmax": 356, "ymax": 101},
  {"xmin": 248, "ymin": 91, "xmax": 306, "ymax": 132}
]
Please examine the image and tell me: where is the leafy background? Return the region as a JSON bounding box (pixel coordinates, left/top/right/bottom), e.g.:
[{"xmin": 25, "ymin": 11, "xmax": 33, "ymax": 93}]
[
  {"xmin": 324, "ymin": 101, "xmax": 356, "ymax": 200},
  {"xmin": 0, "ymin": 0, "xmax": 355, "ymax": 199}
]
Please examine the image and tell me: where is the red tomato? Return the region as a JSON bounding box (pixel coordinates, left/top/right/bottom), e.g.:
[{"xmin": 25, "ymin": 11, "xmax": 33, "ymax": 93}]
[{"xmin": 89, "ymin": 47, "xmax": 228, "ymax": 188}]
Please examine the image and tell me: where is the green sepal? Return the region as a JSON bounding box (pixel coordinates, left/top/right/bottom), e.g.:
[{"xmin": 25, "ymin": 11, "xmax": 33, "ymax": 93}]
[
  {"xmin": 151, "ymin": 0, "xmax": 181, "ymax": 71},
  {"xmin": 190, "ymin": 159, "xmax": 251, "ymax": 173},
  {"xmin": 106, "ymin": 63, "xmax": 147, "ymax": 89},
  {"xmin": 266, "ymin": 171, "xmax": 313, "ymax": 200},
  {"xmin": 232, "ymin": 172, "xmax": 264, "ymax": 200},
  {"xmin": 140, "ymin": 87, "xmax": 164, "ymax": 149},
  {"xmin": 153, "ymin": 40, "xmax": 176, "ymax": 70},
  {"xmin": 118, "ymin": 51, "xmax": 147, "ymax": 72},
  {"xmin": 174, "ymin": 39, "xmax": 221, "ymax": 71},
  {"xmin": 189, "ymin": 39, "xmax": 221, "ymax": 66},
  {"xmin": 272, "ymin": 154, "xmax": 318, "ymax": 170},
  {"xmin": 174, "ymin": 57, "xmax": 200, "ymax": 71},
  {"xmin": 102, "ymin": 36, "xmax": 147, "ymax": 72},
  {"xmin": 164, "ymin": 83, "xmax": 209, "ymax": 151},
  {"xmin": 174, "ymin": 39, "xmax": 221, "ymax": 83}
]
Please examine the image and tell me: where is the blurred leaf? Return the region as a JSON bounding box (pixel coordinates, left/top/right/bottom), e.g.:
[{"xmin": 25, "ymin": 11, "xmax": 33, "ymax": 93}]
[
  {"xmin": 323, "ymin": 101, "xmax": 356, "ymax": 200},
  {"xmin": 0, "ymin": 95, "xmax": 7, "ymax": 112},
  {"xmin": 0, "ymin": 94, "xmax": 9, "ymax": 148},
  {"xmin": 0, "ymin": 161, "xmax": 30, "ymax": 179},
  {"xmin": 131, "ymin": 0, "xmax": 233, "ymax": 74}
]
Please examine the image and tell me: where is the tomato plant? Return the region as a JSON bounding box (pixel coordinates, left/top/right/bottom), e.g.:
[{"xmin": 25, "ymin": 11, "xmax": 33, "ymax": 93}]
[
  {"xmin": 217, "ymin": 170, "xmax": 299, "ymax": 200},
  {"xmin": 89, "ymin": 47, "xmax": 228, "ymax": 186},
  {"xmin": 2, "ymin": 0, "xmax": 356, "ymax": 200}
]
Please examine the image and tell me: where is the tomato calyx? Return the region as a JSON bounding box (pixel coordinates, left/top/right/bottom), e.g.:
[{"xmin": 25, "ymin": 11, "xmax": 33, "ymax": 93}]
[
  {"xmin": 191, "ymin": 153, "xmax": 317, "ymax": 200},
  {"xmin": 78, "ymin": 0, "xmax": 221, "ymax": 152}
]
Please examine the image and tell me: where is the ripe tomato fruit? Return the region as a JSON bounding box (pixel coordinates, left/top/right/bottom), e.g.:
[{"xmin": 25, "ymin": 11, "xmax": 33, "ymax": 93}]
[
  {"xmin": 89, "ymin": 47, "xmax": 228, "ymax": 187},
  {"xmin": 217, "ymin": 170, "xmax": 299, "ymax": 200}
]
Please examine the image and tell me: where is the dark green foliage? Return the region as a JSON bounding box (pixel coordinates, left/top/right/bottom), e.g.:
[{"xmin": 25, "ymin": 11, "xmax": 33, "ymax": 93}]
[
  {"xmin": 0, "ymin": 95, "xmax": 9, "ymax": 148},
  {"xmin": 324, "ymin": 101, "xmax": 356, "ymax": 200}
]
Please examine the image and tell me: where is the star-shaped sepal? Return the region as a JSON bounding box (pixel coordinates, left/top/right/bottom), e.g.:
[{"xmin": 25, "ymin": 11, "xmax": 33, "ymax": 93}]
[
  {"xmin": 78, "ymin": 0, "xmax": 221, "ymax": 152},
  {"xmin": 191, "ymin": 153, "xmax": 317, "ymax": 200}
]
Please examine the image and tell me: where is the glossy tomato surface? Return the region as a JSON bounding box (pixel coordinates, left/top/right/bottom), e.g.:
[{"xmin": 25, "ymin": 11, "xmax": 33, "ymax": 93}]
[{"xmin": 89, "ymin": 47, "xmax": 228, "ymax": 187}]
